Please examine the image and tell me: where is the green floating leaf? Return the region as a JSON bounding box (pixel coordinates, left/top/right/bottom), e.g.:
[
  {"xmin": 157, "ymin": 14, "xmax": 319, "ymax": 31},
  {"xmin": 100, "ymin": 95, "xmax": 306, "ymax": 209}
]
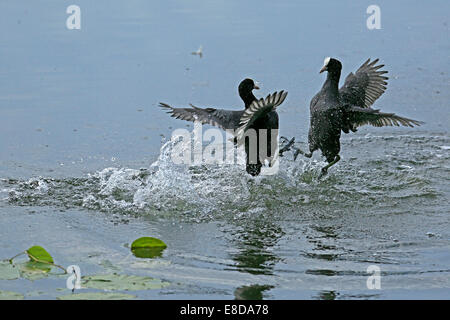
[
  {"xmin": 0, "ymin": 261, "xmax": 20, "ymax": 280},
  {"xmin": 21, "ymin": 245, "xmax": 63, "ymax": 276},
  {"xmin": 26, "ymin": 290, "xmax": 45, "ymax": 298},
  {"xmin": 82, "ymin": 273, "xmax": 170, "ymax": 291},
  {"xmin": 0, "ymin": 290, "xmax": 24, "ymax": 300},
  {"xmin": 19, "ymin": 262, "xmax": 51, "ymax": 280},
  {"xmin": 57, "ymin": 292, "xmax": 136, "ymax": 300},
  {"xmin": 131, "ymin": 237, "xmax": 167, "ymax": 259},
  {"xmin": 26, "ymin": 246, "xmax": 54, "ymax": 264}
]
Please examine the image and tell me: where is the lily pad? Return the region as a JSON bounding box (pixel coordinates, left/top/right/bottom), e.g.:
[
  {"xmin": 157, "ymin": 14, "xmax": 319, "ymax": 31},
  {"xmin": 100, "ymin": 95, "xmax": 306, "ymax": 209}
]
[
  {"xmin": 26, "ymin": 246, "xmax": 53, "ymax": 264},
  {"xmin": 131, "ymin": 237, "xmax": 167, "ymax": 258},
  {"xmin": 26, "ymin": 290, "xmax": 45, "ymax": 298},
  {"xmin": 99, "ymin": 259, "xmax": 122, "ymax": 272},
  {"xmin": 20, "ymin": 246, "xmax": 65, "ymax": 276},
  {"xmin": 82, "ymin": 273, "xmax": 170, "ymax": 291},
  {"xmin": 57, "ymin": 292, "xmax": 136, "ymax": 300},
  {"xmin": 0, "ymin": 290, "xmax": 24, "ymax": 300},
  {"xmin": 0, "ymin": 261, "xmax": 20, "ymax": 280},
  {"xmin": 19, "ymin": 262, "xmax": 51, "ymax": 280}
]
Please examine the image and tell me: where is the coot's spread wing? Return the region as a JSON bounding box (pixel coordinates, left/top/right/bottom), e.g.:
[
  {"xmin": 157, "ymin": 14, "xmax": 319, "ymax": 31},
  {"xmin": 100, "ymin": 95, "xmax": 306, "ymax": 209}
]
[
  {"xmin": 339, "ymin": 58, "xmax": 388, "ymax": 109},
  {"xmin": 343, "ymin": 106, "xmax": 423, "ymax": 129},
  {"xmin": 235, "ymin": 91, "xmax": 288, "ymax": 141},
  {"xmin": 159, "ymin": 103, "xmax": 243, "ymax": 131}
]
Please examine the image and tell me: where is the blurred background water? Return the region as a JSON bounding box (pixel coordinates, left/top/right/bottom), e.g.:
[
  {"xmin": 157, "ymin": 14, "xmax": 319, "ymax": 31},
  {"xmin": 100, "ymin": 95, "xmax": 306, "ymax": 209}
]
[{"xmin": 0, "ymin": 0, "xmax": 449, "ymax": 299}]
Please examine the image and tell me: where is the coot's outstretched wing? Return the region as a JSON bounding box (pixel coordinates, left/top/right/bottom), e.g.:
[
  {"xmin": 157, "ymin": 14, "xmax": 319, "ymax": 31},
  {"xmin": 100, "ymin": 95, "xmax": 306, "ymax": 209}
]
[
  {"xmin": 235, "ymin": 91, "xmax": 288, "ymax": 141},
  {"xmin": 343, "ymin": 106, "xmax": 423, "ymax": 129},
  {"xmin": 159, "ymin": 103, "xmax": 243, "ymax": 131},
  {"xmin": 339, "ymin": 58, "xmax": 389, "ymax": 109}
]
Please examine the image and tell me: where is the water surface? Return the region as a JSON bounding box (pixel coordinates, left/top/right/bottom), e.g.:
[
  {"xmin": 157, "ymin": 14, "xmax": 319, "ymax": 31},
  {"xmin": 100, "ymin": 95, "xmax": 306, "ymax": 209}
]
[{"xmin": 0, "ymin": 0, "xmax": 449, "ymax": 299}]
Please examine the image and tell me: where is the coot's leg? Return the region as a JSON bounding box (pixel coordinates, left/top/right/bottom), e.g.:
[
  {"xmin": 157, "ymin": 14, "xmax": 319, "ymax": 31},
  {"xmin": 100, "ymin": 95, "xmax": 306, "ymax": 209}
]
[
  {"xmin": 294, "ymin": 148, "xmax": 313, "ymax": 160},
  {"xmin": 318, "ymin": 155, "xmax": 340, "ymax": 179}
]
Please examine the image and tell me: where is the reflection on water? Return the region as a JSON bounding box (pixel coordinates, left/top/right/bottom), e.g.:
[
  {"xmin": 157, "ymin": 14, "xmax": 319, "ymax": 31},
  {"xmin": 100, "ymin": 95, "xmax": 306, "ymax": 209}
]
[
  {"xmin": 315, "ymin": 290, "xmax": 339, "ymax": 300},
  {"xmin": 228, "ymin": 217, "xmax": 283, "ymax": 299},
  {"xmin": 229, "ymin": 218, "xmax": 284, "ymax": 276},
  {"xmin": 304, "ymin": 225, "xmax": 341, "ymax": 262},
  {"xmin": 234, "ymin": 284, "xmax": 274, "ymax": 300}
]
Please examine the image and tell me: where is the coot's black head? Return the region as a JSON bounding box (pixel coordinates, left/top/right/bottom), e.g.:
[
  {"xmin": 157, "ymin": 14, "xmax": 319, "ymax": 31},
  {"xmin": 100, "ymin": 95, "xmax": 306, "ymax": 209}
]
[
  {"xmin": 239, "ymin": 78, "xmax": 259, "ymax": 94},
  {"xmin": 238, "ymin": 78, "xmax": 259, "ymax": 107},
  {"xmin": 319, "ymin": 57, "xmax": 342, "ymax": 74}
]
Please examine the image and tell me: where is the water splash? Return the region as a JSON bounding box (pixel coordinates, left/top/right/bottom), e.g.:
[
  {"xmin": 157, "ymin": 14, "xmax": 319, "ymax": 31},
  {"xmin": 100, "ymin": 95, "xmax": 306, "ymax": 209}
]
[{"xmin": 2, "ymin": 133, "xmax": 444, "ymax": 219}]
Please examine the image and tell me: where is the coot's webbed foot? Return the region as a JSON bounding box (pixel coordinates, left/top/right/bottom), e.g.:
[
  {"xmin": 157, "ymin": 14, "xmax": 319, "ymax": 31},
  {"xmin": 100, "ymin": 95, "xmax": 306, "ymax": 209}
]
[
  {"xmin": 279, "ymin": 136, "xmax": 296, "ymax": 157},
  {"xmin": 318, "ymin": 155, "xmax": 340, "ymax": 179}
]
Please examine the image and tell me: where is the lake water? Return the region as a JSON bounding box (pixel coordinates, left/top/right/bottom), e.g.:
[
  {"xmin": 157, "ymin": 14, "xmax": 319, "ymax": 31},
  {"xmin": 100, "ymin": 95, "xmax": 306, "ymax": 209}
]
[{"xmin": 0, "ymin": 0, "xmax": 449, "ymax": 299}]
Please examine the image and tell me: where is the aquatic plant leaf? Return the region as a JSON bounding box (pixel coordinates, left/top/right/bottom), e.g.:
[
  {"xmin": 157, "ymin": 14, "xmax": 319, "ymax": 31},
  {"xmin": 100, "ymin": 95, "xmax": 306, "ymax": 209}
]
[
  {"xmin": 131, "ymin": 237, "xmax": 167, "ymax": 258},
  {"xmin": 25, "ymin": 290, "xmax": 45, "ymax": 298},
  {"xmin": 0, "ymin": 261, "xmax": 20, "ymax": 280},
  {"xmin": 26, "ymin": 246, "xmax": 54, "ymax": 264},
  {"xmin": 0, "ymin": 290, "xmax": 24, "ymax": 300},
  {"xmin": 19, "ymin": 262, "xmax": 51, "ymax": 280},
  {"xmin": 82, "ymin": 273, "xmax": 170, "ymax": 291},
  {"xmin": 21, "ymin": 246, "xmax": 60, "ymax": 276},
  {"xmin": 131, "ymin": 237, "xmax": 167, "ymax": 249},
  {"xmin": 57, "ymin": 292, "xmax": 135, "ymax": 300}
]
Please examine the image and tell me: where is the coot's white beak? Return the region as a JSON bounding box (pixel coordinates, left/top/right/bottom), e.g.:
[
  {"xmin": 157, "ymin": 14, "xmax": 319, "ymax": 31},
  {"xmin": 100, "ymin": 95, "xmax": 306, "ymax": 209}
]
[
  {"xmin": 320, "ymin": 57, "xmax": 331, "ymax": 73},
  {"xmin": 254, "ymin": 81, "xmax": 260, "ymax": 90}
]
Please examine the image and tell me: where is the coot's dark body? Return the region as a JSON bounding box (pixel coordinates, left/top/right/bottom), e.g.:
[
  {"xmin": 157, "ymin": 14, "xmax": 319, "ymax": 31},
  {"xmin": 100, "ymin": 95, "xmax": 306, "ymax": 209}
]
[
  {"xmin": 245, "ymin": 109, "xmax": 279, "ymax": 176},
  {"xmin": 159, "ymin": 78, "xmax": 287, "ymax": 176},
  {"xmin": 306, "ymin": 57, "xmax": 423, "ymax": 177}
]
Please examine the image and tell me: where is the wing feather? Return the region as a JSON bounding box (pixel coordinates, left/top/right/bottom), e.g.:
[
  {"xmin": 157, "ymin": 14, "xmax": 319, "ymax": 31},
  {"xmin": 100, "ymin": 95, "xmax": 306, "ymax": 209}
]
[
  {"xmin": 343, "ymin": 106, "xmax": 423, "ymax": 130},
  {"xmin": 235, "ymin": 91, "xmax": 288, "ymax": 141},
  {"xmin": 339, "ymin": 58, "xmax": 389, "ymax": 108},
  {"xmin": 158, "ymin": 102, "xmax": 243, "ymax": 131}
]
